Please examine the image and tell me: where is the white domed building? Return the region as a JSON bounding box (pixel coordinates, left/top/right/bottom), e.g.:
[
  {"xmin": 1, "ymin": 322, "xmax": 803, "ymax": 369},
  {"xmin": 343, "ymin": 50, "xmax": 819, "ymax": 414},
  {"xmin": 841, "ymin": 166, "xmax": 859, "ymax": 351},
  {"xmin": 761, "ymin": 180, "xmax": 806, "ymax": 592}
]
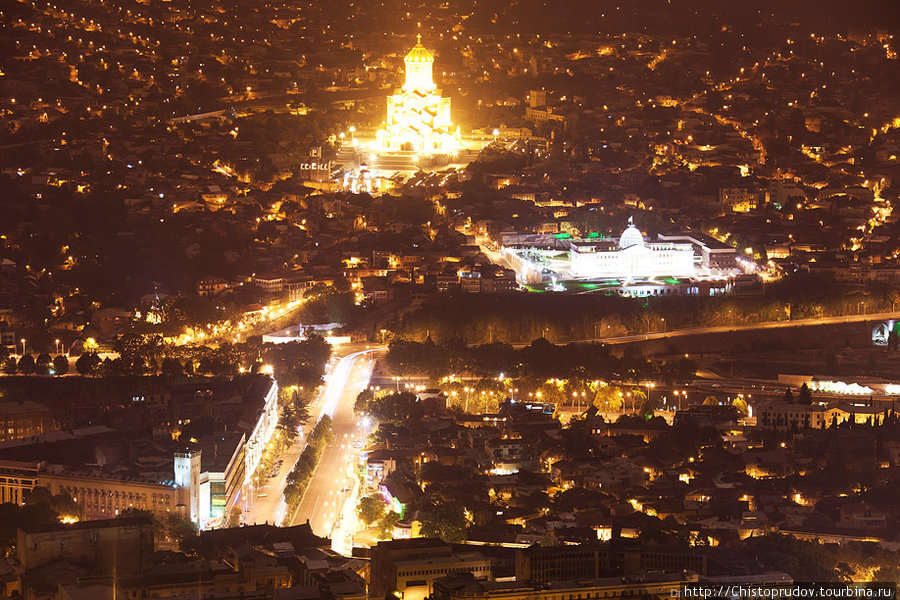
[{"xmin": 568, "ymin": 218, "xmax": 695, "ymax": 280}]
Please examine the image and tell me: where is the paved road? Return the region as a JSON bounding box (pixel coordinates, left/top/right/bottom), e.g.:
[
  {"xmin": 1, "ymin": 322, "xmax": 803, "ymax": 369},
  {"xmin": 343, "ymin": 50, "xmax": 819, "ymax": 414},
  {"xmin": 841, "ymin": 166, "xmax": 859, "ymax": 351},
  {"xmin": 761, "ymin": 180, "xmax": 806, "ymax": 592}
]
[
  {"xmin": 243, "ymin": 426, "xmax": 308, "ymax": 526},
  {"xmin": 290, "ymin": 348, "xmax": 382, "ymax": 548},
  {"xmin": 558, "ymin": 311, "xmax": 899, "ymax": 345},
  {"xmin": 243, "ymin": 384, "xmax": 333, "ymax": 526}
]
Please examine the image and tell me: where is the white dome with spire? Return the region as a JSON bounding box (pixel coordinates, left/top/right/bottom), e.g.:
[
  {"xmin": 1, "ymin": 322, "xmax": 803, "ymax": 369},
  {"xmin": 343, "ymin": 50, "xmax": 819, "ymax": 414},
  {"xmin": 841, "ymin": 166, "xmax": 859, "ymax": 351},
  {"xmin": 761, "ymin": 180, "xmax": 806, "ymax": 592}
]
[{"xmin": 618, "ymin": 217, "xmax": 645, "ymax": 249}]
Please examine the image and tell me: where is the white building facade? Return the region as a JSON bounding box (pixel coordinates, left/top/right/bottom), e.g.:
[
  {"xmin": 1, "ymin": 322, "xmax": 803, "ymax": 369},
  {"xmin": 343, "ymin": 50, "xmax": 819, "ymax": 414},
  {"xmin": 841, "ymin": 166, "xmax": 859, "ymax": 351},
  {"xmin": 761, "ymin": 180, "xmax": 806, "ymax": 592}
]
[
  {"xmin": 568, "ymin": 219, "xmax": 695, "ymax": 279},
  {"xmin": 243, "ymin": 375, "xmax": 279, "ymax": 486}
]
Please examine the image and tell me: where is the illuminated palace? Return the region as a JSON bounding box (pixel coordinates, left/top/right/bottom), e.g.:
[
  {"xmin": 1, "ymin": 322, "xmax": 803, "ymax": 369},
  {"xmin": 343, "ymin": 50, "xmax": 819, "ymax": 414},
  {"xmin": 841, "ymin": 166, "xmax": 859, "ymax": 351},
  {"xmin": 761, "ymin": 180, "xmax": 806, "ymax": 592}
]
[
  {"xmin": 378, "ymin": 35, "xmax": 461, "ymax": 154},
  {"xmin": 499, "ymin": 217, "xmax": 745, "ymax": 294},
  {"xmin": 567, "ymin": 217, "xmax": 695, "ymax": 279}
]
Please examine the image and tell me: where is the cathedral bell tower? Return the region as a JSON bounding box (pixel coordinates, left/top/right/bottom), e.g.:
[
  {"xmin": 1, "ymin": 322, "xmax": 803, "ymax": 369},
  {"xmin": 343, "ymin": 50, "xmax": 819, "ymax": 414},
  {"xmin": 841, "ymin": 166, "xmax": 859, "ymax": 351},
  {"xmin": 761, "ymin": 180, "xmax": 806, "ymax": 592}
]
[{"xmin": 403, "ymin": 34, "xmax": 436, "ymax": 92}]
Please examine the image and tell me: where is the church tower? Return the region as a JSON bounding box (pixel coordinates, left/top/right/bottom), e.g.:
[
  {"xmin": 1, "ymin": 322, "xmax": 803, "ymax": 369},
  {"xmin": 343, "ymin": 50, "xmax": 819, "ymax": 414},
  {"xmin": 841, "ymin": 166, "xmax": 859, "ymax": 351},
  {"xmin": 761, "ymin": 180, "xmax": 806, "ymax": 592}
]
[
  {"xmin": 403, "ymin": 34, "xmax": 436, "ymax": 92},
  {"xmin": 379, "ymin": 36, "xmax": 461, "ymax": 155}
]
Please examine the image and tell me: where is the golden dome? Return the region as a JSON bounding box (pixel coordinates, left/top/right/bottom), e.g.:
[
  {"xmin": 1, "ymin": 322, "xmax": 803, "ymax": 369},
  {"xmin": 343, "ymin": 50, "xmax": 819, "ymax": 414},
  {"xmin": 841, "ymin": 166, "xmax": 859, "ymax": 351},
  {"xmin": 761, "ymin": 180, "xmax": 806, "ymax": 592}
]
[{"xmin": 405, "ymin": 34, "xmax": 434, "ymax": 63}]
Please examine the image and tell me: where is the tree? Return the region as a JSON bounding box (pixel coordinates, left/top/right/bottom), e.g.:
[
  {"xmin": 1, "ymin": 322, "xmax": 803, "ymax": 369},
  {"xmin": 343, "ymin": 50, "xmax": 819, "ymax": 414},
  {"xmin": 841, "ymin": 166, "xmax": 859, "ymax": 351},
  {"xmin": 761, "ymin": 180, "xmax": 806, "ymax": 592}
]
[
  {"xmin": 118, "ymin": 508, "xmax": 162, "ymax": 545},
  {"xmin": 226, "ymin": 505, "xmax": 242, "ymax": 528},
  {"xmin": 733, "ymin": 397, "xmax": 749, "ymax": 418},
  {"xmin": 17, "ymin": 354, "xmax": 36, "ymax": 375},
  {"xmin": 75, "ymin": 352, "xmax": 101, "ymax": 376},
  {"xmin": 357, "ymin": 495, "xmax": 387, "ymax": 526},
  {"xmin": 114, "ymin": 333, "xmax": 166, "ymax": 374},
  {"xmin": 0, "ymin": 498, "xmax": 59, "ymax": 556},
  {"xmin": 377, "ymin": 511, "xmax": 401, "ymax": 539},
  {"xmin": 561, "ymin": 415, "xmax": 597, "ymax": 456},
  {"xmin": 703, "ymin": 395, "xmax": 719, "ymax": 406},
  {"xmin": 797, "ymin": 383, "xmax": 812, "ymax": 405},
  {"xmin": 278, "ymin": 400, "xmax": 309, "ymax": 445},
  {"xmin": 418, "ymin": 499, "xmax": 468, "ymax": 542},
  {"xmin": 24, "ymin": 486, "xmax": 81, "ymax": 520},
  {"xmin": 355, "ymin": 388, "xmax": 374, "ymax": 414},
  {"xmin": 52, "ymin": 354, "xmax": 69, "ymax": 376},
  {"xmin": 36, "ymin": 353, "xmax": 52, "ymax": 375},
  {"xmin": 783, "ymin": 387, "xmax": 794, "ymax": 403},
  {"xmin": 102, "ymin": 357, "xmax": 125, "ymax": 376},
  {"xmin": 119, "ymin": 507, "xmax": 154, "ymax": 520},
  {"xmin": 2, "ymin": 358, "xmax": 16, "ymax": 375},
  {"xmin": 161, "ymin": 357, "xmax": 184, "ymax": 378},
  {"xmin": 165, "ymin": 513, "xmax": 199, "ymax": 554},
  {"xmin": 638, "ymin": 392, "xmax": 658, "ymax": 416}
]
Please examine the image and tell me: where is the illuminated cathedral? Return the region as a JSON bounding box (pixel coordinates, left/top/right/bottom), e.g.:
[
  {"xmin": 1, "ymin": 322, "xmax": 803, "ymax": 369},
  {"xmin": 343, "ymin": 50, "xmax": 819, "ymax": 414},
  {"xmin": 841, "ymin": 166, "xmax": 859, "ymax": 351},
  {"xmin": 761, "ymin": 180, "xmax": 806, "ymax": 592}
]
[{"xmin": 378, "ymin": 35, "xmax": 461, "ymax": 154}]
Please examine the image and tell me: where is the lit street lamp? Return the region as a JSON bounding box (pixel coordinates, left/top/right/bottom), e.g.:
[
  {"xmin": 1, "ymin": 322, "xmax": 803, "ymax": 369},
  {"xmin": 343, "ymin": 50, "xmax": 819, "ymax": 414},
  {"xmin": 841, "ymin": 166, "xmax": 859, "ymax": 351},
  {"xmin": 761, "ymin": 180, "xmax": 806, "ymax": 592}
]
[{"xmin": 20, "ymin": 338, "xmax": 26, "ymax": 357}]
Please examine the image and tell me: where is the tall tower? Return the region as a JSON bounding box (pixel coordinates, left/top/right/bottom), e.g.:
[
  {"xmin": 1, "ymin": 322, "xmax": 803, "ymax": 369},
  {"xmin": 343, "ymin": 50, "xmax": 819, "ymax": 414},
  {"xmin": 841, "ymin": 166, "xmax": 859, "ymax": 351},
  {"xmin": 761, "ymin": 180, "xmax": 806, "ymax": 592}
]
[
  {"xmin": 174, "ymin": 448, "xmax": 202, "ymax": 525},
  {"xmin": 403, "ymin": 34, "xmax": 436, "ymax": 92}
]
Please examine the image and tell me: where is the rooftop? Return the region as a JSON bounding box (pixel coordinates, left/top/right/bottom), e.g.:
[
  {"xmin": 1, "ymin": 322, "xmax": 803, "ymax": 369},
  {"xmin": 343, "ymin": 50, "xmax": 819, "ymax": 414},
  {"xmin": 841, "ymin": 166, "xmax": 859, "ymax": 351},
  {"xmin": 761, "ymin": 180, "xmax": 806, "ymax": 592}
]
[
  {"xmin": 19, "ymin": 516, "xmax": 152, "ymax": 535},
  {"xmin": 0, "ymin": 400, "xmax": 50, "ymax": 415}
]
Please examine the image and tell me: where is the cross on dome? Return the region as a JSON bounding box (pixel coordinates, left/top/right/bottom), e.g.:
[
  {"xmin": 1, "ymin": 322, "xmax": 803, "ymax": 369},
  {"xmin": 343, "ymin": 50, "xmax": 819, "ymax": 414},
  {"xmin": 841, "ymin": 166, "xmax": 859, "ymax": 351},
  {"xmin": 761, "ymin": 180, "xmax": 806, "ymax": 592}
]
[{"xmin": 405, "ymin": 36, "xmax": 434, "ymax": 64}]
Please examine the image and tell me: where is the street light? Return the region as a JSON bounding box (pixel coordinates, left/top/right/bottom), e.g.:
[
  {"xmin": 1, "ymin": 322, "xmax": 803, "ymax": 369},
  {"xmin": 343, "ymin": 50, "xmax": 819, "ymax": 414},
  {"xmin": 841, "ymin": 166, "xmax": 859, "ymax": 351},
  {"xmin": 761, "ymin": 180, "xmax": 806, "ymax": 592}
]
[
  {"xmin": 55, "ymin": 339, "xmax": 61, "ymax": 355},
  {"xmin": 20, "ymin": 338, "xmax": 25, "ymax": 357}
]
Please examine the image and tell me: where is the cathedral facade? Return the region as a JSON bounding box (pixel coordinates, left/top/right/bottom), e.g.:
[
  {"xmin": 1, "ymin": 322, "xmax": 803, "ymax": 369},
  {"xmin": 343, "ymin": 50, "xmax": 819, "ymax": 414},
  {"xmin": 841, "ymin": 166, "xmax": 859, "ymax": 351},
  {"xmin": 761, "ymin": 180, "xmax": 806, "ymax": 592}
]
[{"xmin": 378, "ymin": 36, "xmax": 461, "ymax": 154}]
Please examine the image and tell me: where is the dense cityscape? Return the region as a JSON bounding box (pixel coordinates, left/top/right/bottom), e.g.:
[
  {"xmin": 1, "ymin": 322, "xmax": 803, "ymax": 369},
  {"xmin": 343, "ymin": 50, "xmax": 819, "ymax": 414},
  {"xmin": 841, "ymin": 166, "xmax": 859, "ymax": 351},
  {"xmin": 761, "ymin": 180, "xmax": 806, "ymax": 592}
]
[{"xmin": 1, "ymin": 0, "xmax": 900, "ymax": 598}]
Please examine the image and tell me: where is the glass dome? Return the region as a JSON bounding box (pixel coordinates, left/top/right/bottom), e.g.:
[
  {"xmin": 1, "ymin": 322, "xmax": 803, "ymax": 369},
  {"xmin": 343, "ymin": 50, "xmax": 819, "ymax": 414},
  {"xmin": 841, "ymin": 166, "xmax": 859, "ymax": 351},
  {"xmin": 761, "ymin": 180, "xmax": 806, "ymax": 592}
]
[{"xmin": 618, "ymin": 218, "xmax": 645, "ymax": 249}]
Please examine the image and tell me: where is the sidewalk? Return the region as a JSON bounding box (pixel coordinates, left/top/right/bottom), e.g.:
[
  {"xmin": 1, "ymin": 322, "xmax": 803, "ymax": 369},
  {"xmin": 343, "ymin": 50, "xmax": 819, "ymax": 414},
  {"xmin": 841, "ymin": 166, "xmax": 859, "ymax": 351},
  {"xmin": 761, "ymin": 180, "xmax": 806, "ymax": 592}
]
[{"xmin": 243, "ymin": 395, "xmax": 324, "ymax": 526}]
